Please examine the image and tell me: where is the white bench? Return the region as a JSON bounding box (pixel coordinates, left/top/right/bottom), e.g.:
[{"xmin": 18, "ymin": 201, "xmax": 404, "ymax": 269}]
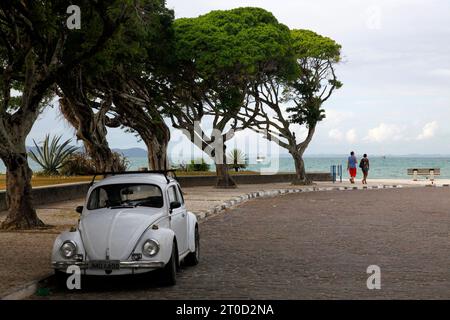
[{"xmin": 407, "ymin": 168, "xmax": 440, "ymax": 182}]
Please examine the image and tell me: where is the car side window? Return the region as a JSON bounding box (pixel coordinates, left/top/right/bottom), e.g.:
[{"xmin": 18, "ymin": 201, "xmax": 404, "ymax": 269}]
[
  {"xmin": 168, "ymin": 186, "xmax": 179, "ymax": 204},
  {"xmin": 176, "ymin": 185, "xmax": 185, "ymax": 205}
]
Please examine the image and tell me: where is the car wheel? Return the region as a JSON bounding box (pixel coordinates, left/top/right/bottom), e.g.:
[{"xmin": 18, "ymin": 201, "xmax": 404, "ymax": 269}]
[
  {"xmin": 160, "ymin": 242, "xmax": 177, "ymax": 286},
  {"xmin": 184, "ymin": 226, "xmax": 200, "ymax": 266}
]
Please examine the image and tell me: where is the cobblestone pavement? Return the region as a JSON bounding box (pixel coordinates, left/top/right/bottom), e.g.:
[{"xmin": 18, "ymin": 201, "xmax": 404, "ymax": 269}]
[
  {"xmin": 33, "ymin": 187, "xmax": 450, "ymax": 300},
  {"xmin": 0, "ymin": 181, "xmax": 410, "ymax": 298}
]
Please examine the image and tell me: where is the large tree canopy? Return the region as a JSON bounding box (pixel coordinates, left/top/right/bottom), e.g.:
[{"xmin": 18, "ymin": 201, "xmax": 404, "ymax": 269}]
[
  {"xmin": 57, "ymin": 0, "xmax": 174, "ymax": 171},
  {"xmin": 0, "ymin": 0, "xmax": 131, "ymax": 229},
  {"xmin": 239, "ymin": 28, "xmax": 342, "ymax": 184},
  {"xmin": 174, "ymin": 7, "xmax": 294, "ymax": 79},
  {"xmin": 170, "ymin": 7, "xmax": 296, "ymax": 187}
]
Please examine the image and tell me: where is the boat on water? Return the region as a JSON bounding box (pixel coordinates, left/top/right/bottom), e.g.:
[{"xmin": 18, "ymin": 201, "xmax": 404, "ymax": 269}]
[{"xmin": 256, "ymin": 156, "xmax": 266, "ymax": 163}]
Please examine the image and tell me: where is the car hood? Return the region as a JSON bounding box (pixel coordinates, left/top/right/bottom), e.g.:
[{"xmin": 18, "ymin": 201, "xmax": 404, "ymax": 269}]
[{"xmin": 79, "ymin": 207, "xmax": 165, "ymax": 260}]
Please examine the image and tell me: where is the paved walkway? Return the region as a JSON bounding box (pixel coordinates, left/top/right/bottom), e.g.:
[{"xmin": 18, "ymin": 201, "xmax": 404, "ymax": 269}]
[
  {"xmin": 0, "ymin": 179, "xmax": 443, "ymax": 298},
  {"xmin": 32, "ymin": 187, "xmax": 450, "ymax": 299}
]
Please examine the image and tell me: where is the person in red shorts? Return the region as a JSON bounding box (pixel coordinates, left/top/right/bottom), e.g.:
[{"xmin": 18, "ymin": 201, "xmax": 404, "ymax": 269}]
[{"xmin": 347, "ymin": 151, "xmax": 358, "ymax": 184}]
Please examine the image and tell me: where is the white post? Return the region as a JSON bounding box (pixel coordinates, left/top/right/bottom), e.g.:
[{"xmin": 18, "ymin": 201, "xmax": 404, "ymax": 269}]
[
  {"xmin": 413, "ymin": 170, "xmax": 418, "ymax": 181},
  {"xmin": 430, "ymin": 169, "xmax": 435, "ymax": 184}
]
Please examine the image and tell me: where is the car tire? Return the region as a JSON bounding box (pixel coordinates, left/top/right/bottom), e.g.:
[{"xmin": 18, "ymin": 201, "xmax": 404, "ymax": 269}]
[
  {"xmin": 184, "ymin": 226, "xmax": 200, "ymax": 266},
  {"xmin": 160, "ymin": 242, "xmax": 177, "ymax": 286}
]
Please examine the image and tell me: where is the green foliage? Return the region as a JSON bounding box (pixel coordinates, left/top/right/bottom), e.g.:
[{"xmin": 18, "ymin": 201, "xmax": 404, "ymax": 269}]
[
  {"xmin": 28, "ymin": 135, "xmax": 78, "ymax": 175},
  {"xmin": 0, "ymin": 0, "xmax": 130, "ymax": 114},
  {"xmin": 83, "ymin": 0, "xmax": 175, "ymax": 78},
  {"xmin": 285, "ymin": 29, "xmax": 343, "ymax": 127},
  {"xmin": 227, "ymin": 149, "xmax": 248, "ymax": 172},
  {"xmin": 187, "ymin": 159, "xmax": 210, "ymax": 172},
  {"xmin": 290, "ymin": 29, "xmax": 341, "ymax": 61},
  {"xmin": 60, "ymin": 153, "xmax": 97, "ymax": 176},
  {"xmin": 174, "ymin": 7, "xmax": 295, "ymax": 78}
]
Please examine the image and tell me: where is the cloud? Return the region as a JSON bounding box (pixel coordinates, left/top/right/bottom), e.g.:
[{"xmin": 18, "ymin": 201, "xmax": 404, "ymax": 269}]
[
  {"xmin": 346, "ymin": 129, "xmax": 357, "ymax": 143},
  {"xmin": 365, "ymin": 123, "xmax": 405, "ymax": 143},
  {"xmin": 324, "ymin": 110, "xmax": 355, "ymax": 127},
  {"xmin": 328, "ymin": 129, "xmax": 344, "ymax": 141},
  {"xmin": 417, "ymin": 121, "xmax": 438, "ymax": 140},
  {"xmin": 430, "ymin": 69, "xmax": 450, "ymax": 77},
  {"xmin": 328, "ymin": 128, "xmax": 357, "ymax": 143}
]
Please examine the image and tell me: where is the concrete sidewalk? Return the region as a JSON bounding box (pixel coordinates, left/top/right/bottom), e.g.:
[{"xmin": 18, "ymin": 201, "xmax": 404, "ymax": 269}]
[{"xmin": 0, "ymin": 179, "xmax": 436, "ymax": 299}]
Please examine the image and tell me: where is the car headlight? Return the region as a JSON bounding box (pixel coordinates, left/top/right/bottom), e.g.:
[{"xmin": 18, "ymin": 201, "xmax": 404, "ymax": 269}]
[
  {"xmin": 142, "ymin": 239, "xmax": 160, "ymax": 257},
  {"xmin": 60, "ymin": 240, "xmax": 77, "ymax": 259}
]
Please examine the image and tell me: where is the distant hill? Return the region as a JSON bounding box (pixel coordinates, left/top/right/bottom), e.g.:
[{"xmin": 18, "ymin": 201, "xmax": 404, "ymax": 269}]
[{"xmin": 26, "ymin": 146, "xmax": 147, "ymax": 158}]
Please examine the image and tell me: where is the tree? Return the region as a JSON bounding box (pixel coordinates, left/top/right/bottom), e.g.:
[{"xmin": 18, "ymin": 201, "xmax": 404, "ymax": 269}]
[
  {"xmin": 110, "ymin": 77, "xmax": 172, "ymax": 170},
  {"xmin": 0, "ymin": 0, "xmax": 129, "ymax": 229},
  {"xmin": 58, "ymin": 0, "xmax": 174, "ymax": 172},
  {"xmin": 169, "ymin": 7, "xmax": 295, "ymax": 188},
  {"xmin": 241, "ymin": 29, "xmax": 342, "ymax": 184}
]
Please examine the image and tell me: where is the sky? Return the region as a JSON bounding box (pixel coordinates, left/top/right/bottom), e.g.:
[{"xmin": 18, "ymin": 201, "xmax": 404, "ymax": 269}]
[{"xmin": 28, "ymin": 0, "xmax": 450, "ymax": 157}]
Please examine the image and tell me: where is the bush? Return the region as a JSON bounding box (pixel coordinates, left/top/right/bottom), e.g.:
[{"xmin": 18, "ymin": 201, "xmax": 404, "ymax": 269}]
[
  {"xmin": 60, "ymin": 152, "xmax": 130, "ymax": 176},
  {"xmin": 187, "ymin": 158, "xmax": 210, "ymax": 172},
  {"xmin": 60, "ymin": 153, "xmax": 96, "ymax": 176},
  {"xmin": 111, "ymin": 152, "xmax": 130, "ymax": 172},
  {"xmin": 227, "ymin": 148, "xmax": 248, "ymax": 172}
]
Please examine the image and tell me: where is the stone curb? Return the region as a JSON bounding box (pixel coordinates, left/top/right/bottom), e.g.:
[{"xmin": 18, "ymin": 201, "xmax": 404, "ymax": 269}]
[{"xmin": 193, "ymin": 184, "xmax": 406, "ymax": 222}]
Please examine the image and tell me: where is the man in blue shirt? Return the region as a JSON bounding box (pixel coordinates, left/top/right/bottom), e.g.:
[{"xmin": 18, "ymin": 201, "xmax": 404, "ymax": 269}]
[{"xmin": 347, "ymin": 151, "xmax": 358, "ymax": 184}]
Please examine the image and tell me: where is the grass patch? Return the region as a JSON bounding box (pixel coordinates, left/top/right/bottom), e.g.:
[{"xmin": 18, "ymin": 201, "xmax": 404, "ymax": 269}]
[
  {"xmin": 0, "ymin": 170, "xmax": 259, "ymax": 190},
  {"xmin": 0, "ymin": 175, "xmax": 95, "ymax": 190},
  {"xmin": 175, "ymin": 170, "xmax": 257, "ymax": 176}
]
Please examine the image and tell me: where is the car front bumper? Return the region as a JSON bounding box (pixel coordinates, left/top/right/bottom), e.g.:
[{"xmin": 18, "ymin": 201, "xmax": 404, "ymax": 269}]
[{"xmin": 52, "ymin": 260, "xmax": 165, "ymax": 270}]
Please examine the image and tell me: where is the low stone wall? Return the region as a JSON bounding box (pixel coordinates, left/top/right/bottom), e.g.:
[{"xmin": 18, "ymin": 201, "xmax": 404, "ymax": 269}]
[
  {"xmin": 0, "ymin": 173, "xmax": 330, "ymax": 211},
  {"xmin": 177, "ymin": 172, "xmax": 331, "ymax": 187},
  {"xmin": 0, "ymin": 182, "xmax": 91, "ymax": 212}
]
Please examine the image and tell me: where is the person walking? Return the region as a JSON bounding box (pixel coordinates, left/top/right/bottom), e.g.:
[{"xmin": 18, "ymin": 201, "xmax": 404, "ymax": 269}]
[
  {"xmin": 347, "ymin": 151, "xmax": 358, "ymax": 184},
  {"xmin": 360, "ymin": 154, "xmax": 370, "ymax": 184}
]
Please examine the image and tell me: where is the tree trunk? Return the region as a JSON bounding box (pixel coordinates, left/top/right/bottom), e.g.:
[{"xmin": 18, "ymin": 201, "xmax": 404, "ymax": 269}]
[
  {"xmin": 290, "ymin": 124, "xmax": 316, "ymax": 185},
  {"xmin": 215, "ymin": 147, "xmax": 236, "ymax": 188},
  {"xmin": 83, "ymin": 142, "xmax": 117, "ymax": 172},
  {"xmin": 59, "ymin": 96, "xmax": 118, "ymax": 172},
  {"xmin": 143, "ymin": 124, "xmax": 170, "ymax": 171},
  {"xmin": 215, "ymin": 163, "xmax": 237, "ymax": 188},
  {"xmin": 291, "ymin": 151, "xmax": 312, "ymax": 185},
  {"xmin": 0, "ymin": 153, "xmax": 45, "ymax": 230}
]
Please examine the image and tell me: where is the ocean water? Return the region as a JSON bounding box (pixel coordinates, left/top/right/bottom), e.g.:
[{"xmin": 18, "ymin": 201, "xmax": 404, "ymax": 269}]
[{"xmin": 2, "ymin": 156, "xmax": 450, "ymax": 179}]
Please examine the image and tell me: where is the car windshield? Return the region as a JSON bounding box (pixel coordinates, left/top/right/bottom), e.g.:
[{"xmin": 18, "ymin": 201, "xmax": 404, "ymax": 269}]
[{"xmin": 87, "ymin": 183, "xmax": 163, "ymax": 210}]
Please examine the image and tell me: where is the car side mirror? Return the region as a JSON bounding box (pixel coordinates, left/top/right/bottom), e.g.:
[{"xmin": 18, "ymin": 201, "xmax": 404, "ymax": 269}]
[
  {"xmin": 170, "ymin": 201, "xmax": 181, "ymax": 210},
  {"xmin": 75, "ymin": 206, "xmax": 83, "ymax": 214}
]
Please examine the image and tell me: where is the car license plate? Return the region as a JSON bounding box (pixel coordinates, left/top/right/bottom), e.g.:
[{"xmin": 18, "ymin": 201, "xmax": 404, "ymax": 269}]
[{"xmin": 89, "ymin": 260, "xmax": 120, "ymax": 270}]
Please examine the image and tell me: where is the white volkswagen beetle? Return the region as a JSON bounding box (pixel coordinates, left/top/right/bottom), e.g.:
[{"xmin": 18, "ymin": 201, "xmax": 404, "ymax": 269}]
[{"xmin": 51, "ymin": 171, "xmax": 199, "ymax": 286}]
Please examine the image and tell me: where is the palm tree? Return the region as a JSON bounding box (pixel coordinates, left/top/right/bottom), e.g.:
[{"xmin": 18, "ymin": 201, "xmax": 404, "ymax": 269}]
[
  {"xmin": 28, "ymin": 135, "xmax": 78, "ymax": 175},
  {"xmin": 227, "ymin": 149, "xmax": 248, "ymax": 172}
]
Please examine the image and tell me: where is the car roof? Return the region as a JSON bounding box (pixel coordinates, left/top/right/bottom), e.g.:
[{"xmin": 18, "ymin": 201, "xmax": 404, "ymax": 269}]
[{"xmin": 92, "ymin": 173, "xmax": 176, "ymax": 188}]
